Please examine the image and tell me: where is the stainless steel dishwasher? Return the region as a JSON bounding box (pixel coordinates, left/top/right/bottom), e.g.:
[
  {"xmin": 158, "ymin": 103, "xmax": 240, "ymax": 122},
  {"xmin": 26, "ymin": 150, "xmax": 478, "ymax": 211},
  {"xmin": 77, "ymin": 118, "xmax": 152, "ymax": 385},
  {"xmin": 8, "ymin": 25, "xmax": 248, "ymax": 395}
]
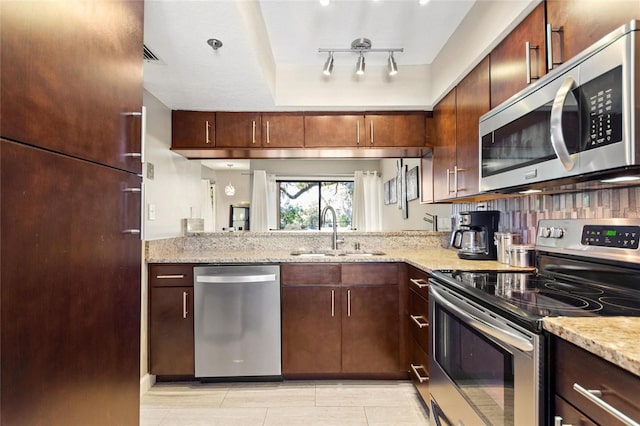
[{"xmin": 193, "ymin": 264, "xmax": 281, "ymax": 379}]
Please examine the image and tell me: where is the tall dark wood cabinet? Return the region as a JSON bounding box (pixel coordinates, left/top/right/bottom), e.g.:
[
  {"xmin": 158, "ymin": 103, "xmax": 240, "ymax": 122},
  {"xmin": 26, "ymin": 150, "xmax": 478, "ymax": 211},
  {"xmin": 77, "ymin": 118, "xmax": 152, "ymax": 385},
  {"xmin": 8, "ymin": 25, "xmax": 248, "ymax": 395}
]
[{"xmin": 0, "ymin": 1, "xmax": 143, "ymax": 425}]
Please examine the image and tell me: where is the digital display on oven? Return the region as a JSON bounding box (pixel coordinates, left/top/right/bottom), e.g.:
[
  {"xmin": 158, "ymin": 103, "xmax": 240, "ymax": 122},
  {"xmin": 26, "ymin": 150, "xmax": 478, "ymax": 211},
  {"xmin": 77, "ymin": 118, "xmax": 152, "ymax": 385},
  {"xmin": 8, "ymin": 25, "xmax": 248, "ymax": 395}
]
[{"xmin": 581, "ymin": 225, "xmax": 639, "ymax": 249}]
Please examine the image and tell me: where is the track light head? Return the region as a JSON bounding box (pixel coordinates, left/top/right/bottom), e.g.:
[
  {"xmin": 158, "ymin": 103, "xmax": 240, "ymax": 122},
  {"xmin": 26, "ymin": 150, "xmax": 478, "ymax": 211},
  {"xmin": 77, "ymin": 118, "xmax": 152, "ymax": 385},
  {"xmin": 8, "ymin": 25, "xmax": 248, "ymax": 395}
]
[
  {"xmin": 356, "ymin": 53, "xmax": 365, "ymax": 75},
  {"xmin": 387, "ymin": 52, "xmax": 398, "ymax": 76},
  {"xmin": 322, "ymin": 52, "xmax": 334, "ymax": 76}
]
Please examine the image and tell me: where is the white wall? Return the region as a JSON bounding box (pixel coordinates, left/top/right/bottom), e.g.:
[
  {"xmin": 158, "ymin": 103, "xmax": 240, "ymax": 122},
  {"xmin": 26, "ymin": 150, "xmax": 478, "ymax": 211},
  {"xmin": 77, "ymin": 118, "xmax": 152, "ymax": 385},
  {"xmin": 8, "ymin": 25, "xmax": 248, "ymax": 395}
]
[
  {"xmin": 380, "ymin": 158, "xmax": 452, "ymax": 231},
  {"xmin": 143, "ymin": 90, "xmax": 203, "ymax": 240}
]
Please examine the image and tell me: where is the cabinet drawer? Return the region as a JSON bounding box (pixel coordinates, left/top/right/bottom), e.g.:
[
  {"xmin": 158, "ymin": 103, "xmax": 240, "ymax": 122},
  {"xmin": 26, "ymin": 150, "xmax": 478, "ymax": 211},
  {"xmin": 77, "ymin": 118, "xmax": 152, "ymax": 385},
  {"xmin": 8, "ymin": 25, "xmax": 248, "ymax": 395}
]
[
  {"xmin": 553, "ymin": 338, "xmax": 640, "ymax": 425},
  {"xmin": 408, "ymin": 290, "xmax": 429, "ymax": 353},
  {"xmin": 149, "ymin": 264, "xmax": 194, "ymax": 287},
  {"xmin": 554, "ymin": 395, "xmax": 597, "ymax": 426},
  {"xmin": 408, "ymin": 336, "xmax": 429, "ymax": 403},
  {"xmin": 407, "ymin": 265, "xmax": 430, "ymax": 299},
  {"xmin": 281, "ymin": 263, "xmax": 341, "ymax": 285},
  {"xmin": 342, "ymin": 263, "xmax": 398, "ymax": 285}
]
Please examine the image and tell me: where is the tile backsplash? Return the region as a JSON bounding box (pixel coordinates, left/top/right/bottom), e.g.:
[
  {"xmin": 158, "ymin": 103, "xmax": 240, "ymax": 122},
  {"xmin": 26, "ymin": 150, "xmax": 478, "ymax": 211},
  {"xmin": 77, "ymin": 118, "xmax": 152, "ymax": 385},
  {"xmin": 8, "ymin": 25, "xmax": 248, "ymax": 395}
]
[{"xmin": 452, "ymin": 186, "xmax": 640, "ymax": 244}]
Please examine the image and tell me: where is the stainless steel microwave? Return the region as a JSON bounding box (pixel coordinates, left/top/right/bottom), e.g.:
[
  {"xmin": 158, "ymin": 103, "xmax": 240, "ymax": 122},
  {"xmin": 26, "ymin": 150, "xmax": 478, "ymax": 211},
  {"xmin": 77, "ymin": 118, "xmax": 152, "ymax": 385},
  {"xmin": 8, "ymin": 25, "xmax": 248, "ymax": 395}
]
[{"xmin": 479, "ymin": 21, "xmax": 639, "ymax": 193}]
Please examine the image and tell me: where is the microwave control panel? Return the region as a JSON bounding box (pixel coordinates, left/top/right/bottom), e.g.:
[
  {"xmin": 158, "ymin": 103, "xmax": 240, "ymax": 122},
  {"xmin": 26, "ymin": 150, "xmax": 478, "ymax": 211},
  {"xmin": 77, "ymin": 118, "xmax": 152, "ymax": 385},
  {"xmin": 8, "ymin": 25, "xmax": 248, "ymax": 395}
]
[
  {"xmin": 582, "ymin": 66, "xmax": 623, "ymax": 150},
  {"xmin": 581, "ymin": 225, "xmax": 639, "ymax": 249}
]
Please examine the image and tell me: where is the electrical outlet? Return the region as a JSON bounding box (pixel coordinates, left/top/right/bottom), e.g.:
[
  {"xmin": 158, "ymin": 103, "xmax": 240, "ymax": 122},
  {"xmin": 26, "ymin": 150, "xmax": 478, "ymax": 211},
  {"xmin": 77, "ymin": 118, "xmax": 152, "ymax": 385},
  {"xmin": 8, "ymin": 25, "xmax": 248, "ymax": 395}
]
[
  {"xmin": 146, "ymin": 162, "xmax": 155, "ymax": 180},
  {"xmin": 148, "ymin": 203, "xmax": 156, "ymax": 220}
]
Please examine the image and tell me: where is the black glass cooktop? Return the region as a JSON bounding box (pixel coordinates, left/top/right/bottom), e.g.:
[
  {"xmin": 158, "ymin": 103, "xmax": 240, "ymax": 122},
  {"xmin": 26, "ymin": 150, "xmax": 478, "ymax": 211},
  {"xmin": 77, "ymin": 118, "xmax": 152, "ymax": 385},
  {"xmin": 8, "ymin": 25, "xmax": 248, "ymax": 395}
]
[{"xmin": 430, "ymin": 268, "xmax": 640, "ymax": 331}]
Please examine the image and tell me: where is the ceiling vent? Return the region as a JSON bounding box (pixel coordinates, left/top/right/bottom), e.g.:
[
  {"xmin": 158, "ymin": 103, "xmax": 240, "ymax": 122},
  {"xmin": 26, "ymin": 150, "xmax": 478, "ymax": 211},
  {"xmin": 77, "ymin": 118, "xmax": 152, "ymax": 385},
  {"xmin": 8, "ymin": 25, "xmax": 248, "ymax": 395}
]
[{"xmin": 143, "ymin": 44, "xmax": 163, "ymax": 63}]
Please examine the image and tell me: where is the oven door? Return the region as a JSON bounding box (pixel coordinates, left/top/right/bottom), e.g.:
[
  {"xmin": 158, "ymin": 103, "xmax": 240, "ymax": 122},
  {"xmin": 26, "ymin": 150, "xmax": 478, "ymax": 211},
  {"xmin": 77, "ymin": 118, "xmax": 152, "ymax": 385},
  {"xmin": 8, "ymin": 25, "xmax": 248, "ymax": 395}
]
[{"xmin": 429, "ymin": 281, "xmax": 542, "ymax": 426}]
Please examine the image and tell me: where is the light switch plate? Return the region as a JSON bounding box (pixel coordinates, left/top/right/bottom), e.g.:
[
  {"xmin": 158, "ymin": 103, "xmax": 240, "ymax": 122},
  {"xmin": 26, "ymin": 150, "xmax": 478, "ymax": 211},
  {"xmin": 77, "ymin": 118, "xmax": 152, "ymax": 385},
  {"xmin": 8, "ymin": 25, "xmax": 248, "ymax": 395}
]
[
  {"xmin": 146, "ymin": 162, "xmax": 155, "ymax": 180},
  {"xmin": 148, "ymin": 203, "xmax": 156, "ymax": 220}
]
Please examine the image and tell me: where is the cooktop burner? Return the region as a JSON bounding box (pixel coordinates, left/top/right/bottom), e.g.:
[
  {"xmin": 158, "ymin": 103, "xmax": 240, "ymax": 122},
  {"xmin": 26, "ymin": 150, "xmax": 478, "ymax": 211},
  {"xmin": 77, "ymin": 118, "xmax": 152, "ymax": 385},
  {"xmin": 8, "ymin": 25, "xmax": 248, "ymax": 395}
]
[{"xmin": 434, "ymin": 269, "xmax": 640, "ymax": 323}]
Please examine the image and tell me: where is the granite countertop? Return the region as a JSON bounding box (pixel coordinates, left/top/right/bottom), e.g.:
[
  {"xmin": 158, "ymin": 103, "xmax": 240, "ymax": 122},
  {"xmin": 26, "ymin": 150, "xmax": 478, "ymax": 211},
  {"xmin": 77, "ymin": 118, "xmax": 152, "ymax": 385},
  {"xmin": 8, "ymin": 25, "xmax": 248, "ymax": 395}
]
[
  {"xmin": 146, "ymin": 247, "xmax": 526, "ymax": 273},
  {"xmin": 543, "ymin": 317, "xmax": 640, "ymax": 376}
]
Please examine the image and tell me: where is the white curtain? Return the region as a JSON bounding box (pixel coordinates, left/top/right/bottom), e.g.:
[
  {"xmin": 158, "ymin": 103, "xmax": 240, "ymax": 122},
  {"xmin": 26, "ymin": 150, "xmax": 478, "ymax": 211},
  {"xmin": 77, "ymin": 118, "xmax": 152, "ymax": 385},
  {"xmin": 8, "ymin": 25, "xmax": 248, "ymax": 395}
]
[
  {"xmin": 250, "ymin": 170, "xmax": 277, "ymax": 231},
  {"xmin": 200, "ymin": 179, "xmax": 214, "ymax": 232},
  {"xmin": 353, "ymin": 171, "xmax": 382, "ymax": 231}
]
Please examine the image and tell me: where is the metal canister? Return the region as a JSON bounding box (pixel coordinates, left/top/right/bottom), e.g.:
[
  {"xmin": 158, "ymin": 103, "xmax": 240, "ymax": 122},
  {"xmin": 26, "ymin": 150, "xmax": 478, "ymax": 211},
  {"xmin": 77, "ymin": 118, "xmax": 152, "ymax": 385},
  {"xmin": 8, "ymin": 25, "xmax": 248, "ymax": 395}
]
[
  {"xmin": 494, "ymin": 232, "xmax": 521, "ymax": 264},
  {"xmin": 508, "ymin": 244, "xmax": 536, "ymax": 267}
]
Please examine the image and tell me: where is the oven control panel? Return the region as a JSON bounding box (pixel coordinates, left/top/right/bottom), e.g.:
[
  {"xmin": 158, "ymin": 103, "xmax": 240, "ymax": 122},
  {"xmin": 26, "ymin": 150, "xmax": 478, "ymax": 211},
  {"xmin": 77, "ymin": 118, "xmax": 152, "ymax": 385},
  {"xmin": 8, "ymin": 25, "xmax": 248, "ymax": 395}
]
[{"xmin": 581, "ymin": 225, "xmax": 640, "ymax": 249}]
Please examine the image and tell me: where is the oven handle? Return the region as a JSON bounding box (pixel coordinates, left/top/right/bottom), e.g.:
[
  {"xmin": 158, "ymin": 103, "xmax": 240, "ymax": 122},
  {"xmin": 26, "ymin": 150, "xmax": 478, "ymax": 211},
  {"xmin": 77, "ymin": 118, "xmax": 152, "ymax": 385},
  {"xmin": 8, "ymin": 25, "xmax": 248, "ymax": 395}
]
[{"xmin": 430, "ymin": 284, "xmax": 534, "ymax": 353}]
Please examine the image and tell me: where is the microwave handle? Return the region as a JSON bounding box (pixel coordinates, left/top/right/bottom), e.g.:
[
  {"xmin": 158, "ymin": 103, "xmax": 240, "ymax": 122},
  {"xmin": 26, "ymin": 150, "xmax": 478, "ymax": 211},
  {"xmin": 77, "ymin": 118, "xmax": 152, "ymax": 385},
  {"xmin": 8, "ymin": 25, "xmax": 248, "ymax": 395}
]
[
  {"xmin": 550, "ymin": 76, "xmax": 577, "ymax": 171},
  {"xmin": 430, "ymin": 284, "xmax": 534, "ymax": 353}
]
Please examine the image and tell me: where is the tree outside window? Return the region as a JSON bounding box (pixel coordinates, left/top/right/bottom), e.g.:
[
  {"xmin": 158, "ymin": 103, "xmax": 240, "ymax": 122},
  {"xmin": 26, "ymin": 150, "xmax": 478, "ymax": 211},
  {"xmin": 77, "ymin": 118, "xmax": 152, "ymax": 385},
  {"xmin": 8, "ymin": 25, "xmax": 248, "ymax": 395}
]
[{"xmin": 278, "ymin": 180, "xmax": 353, "ymax": 230}]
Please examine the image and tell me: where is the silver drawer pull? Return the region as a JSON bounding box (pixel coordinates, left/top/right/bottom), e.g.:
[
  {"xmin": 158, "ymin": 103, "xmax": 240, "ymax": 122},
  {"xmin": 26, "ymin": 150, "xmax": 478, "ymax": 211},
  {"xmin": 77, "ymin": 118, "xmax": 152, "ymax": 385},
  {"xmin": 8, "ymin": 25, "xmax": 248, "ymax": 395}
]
[
  {"xmin": 156, "ymin": 274, "xmax": 186, "ymax": 279},
  {"xmin": 410, "ymin": 364, "xmax": 429, "ymax": 383},
  {"xmin": 573, "ymin": 383, "xmax": 640, "ymax": 426},
  {"xmin": 183, "ymin": 291, "xmax": 189, "ymax": 319},
  {"xmin": 410, "ymin": 278, "xmax": 428, "ymax": 288},
  {"xmin": 410, "ymin": 315, "xmax": 429, "ymax": 329}
]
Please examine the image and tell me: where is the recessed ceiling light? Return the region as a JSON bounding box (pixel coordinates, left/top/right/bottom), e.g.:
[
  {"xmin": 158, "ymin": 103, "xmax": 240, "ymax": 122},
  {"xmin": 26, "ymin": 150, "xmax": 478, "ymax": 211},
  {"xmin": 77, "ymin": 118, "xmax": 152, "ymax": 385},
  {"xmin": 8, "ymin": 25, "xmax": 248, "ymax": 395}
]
[
  {"xmin": 600, "ymin": 176, "xmax": 640, "ymax": 183},
  {"xmin": 319, "ymin": 0, "xmax": 330, "ymax": 6},
  {"xmin": 418, "ymin": 0, "xmax": 430, "ymax": 4}
]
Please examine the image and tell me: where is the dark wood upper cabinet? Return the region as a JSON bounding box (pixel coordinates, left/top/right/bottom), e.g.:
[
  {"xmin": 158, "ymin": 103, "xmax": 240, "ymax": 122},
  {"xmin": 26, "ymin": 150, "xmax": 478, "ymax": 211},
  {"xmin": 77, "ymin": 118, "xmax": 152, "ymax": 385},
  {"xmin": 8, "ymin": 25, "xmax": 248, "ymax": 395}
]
[
  {"xmin": 172, "ymin": 111, "xmax": 215, "ymax": 148},
  {"xmin": 0, "ymin": 0, "xmax": 143, "ymax": 174},
  {"xmin": 455, "ymin": 57, "xmax": 490, "ymax": 198},
  {"xmin": 490, "ymin": 3, "xmax": 546, "ymax": 108},
  {"xmin": 364, "ymin": 113, "xmax": 426, "ymax": 147},
  {"xmin": 215, "ymin": 112, "xmax": 262, "ymax": 148},
  {"xmin": 432, "ymin": 88, "xmax": 457, "ymax": 202},
  {"xmin": 304, "ymin": 114, "xmax": 365, "ymax": 147},
  {"xmin": 546, "ymin": 0, "xmax": 640, "ymax": 70},
  {"xmin": 261, "ymin": 113, "xmax": 305, "ymax": 148}
]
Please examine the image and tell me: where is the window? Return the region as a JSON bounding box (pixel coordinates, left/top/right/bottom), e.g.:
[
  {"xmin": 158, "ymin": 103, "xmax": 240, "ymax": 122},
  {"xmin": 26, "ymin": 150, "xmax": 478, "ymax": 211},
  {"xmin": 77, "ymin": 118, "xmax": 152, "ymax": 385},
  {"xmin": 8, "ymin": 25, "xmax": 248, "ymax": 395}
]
[{"xmin": 278, "ymin": 180, "xmax": 353, "ymax": 230}]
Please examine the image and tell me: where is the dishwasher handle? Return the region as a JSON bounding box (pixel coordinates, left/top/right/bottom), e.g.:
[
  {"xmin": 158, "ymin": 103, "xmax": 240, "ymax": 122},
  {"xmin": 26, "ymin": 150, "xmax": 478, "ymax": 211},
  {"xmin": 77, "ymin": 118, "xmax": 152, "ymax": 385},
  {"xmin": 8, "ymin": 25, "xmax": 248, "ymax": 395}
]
[{"xmin": 196, "ymin": 273, "xmax": 277, "ymax": 284}]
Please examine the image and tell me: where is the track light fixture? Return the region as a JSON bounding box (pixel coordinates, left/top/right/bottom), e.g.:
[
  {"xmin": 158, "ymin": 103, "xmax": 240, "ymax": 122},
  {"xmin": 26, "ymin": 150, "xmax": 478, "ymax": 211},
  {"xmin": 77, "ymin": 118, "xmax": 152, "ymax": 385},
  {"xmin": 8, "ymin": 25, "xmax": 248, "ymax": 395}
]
[
  {"xmin": 319, "ymin": 38, "xmax": 403, "ymax": 77},
  {"xmin": 322, "ymin": 52, "xmax": 334, "ymax": 76}
]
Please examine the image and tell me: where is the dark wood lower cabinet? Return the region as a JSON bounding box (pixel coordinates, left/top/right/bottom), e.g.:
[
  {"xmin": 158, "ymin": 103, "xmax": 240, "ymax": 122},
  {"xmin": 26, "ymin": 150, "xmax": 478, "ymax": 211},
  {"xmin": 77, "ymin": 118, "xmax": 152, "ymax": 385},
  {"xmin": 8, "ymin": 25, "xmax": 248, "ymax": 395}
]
[{"xmin": 281, "ymin": 263, "xmax": 402, "ymax": 378}]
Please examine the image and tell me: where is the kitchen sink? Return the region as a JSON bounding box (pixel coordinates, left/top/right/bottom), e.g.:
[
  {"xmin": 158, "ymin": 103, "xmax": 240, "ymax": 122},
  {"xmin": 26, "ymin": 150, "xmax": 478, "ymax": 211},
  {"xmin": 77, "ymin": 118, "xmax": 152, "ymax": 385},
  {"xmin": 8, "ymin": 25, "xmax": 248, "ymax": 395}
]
[{"xmin": 290, "ymin": 250, "xmax": 385, "ymax": 257}]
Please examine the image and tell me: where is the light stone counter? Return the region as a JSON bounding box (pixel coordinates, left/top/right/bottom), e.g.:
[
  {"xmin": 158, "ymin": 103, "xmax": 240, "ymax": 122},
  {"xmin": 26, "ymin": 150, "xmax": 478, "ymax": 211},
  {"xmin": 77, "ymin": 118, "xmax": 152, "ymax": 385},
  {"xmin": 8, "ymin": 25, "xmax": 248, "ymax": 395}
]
[{"xmin": 543, "ymin": 317, "xmax": 640, "ymax": 376}]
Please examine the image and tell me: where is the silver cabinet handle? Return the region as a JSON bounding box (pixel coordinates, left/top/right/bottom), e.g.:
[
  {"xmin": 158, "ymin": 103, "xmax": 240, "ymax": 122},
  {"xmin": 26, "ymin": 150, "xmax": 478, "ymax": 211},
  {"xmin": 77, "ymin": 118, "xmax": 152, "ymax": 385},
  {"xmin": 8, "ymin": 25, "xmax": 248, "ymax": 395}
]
[
  {"xmin": 525, "ymin": 41, "xmax": 539, "ymax": 84},
  {"xmin": 122, "ymin": 187, "xmax": 141, "ymax": 193},
  {"xmin": 122, "ymin": 229, "xmax": 141, "ymax": 234},
  {"xmin": 347, "ymin": 289, "xmax": 351, "ymax": 317},
  {"xmin": 446, "ymin": 168, "xmax": 455, "ymax": 194},
  {"xmin": 553, "ymin": 416, "xmax": 570, "ymax": 426},
  {"xmin": 205, "ymin": 120, "xmax": 211, "ymax": 144},
  {"xmin": 183, "ymin": 291, "xmax": 188, "ymax": 319},
  {"xmin": 252, "ymin": 120, "xmax": 256, "ymax": 144},
  {"xmin": 550, "ymin": 76, "xmax": 577, "ymax": 171},
  {"xmin": 122, "ymin": 186, "xmax": 142, "ymax": 237},
  {"xmin": 410, "ymin": 278, "xmax": 429, "ymax": 289},
  {"xmin": 356, "ymin": 120, "xmax": 360, "ymax": 145},
  {"xmin": 156, "ymin": 274, "xmax": 186, "ymax": 279},
  {"xmin": 122, "ymin": 111, "xmax": 143, "ymax": 160},
  {"xmin": 331, "ymin": 289, "xmax": 335, "ymax": 317},
  {"xmin": 546, "ymin": 24, "xmax": 564, "ymax": 71},
  {"xmin": 410, "ymin": 315, "xmax": 429, "ymax": 328},
  {"xmin": 410, "ymin": 364, "xmax": 429, "ymax": 383},
  {"xmin": 266, "ymin": 120, "xmax": 270, "ymax": 144},
  {"xmin": 573, "ymin": 383, "xmax": 640, "ymax": 426},
  {"xmin": 370, "ymin": 120, "xmax": 374, "ymax": 144}
]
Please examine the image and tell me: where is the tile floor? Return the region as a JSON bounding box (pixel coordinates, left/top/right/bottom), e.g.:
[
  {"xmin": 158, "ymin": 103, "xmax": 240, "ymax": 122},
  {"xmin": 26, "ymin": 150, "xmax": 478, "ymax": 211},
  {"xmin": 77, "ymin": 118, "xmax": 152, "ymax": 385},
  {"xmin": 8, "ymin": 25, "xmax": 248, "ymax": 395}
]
[{"xmin": 140, "ymin": 380, "xmax": 431, "ymax": 425}]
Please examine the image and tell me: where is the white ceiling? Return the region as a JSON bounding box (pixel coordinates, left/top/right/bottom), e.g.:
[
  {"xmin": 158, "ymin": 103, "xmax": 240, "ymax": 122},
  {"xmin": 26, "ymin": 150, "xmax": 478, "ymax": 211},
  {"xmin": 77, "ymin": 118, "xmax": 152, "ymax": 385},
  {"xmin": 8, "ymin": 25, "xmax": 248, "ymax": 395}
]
[{"xmin": 143, "ymin": 0, "xmax": 537, "ymax": 112}]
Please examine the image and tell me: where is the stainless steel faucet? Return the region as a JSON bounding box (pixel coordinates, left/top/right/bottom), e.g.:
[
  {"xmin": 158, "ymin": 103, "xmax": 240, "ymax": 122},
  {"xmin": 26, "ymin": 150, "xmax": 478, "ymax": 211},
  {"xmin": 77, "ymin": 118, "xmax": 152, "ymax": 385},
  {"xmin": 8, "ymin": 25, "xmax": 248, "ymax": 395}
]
[{"xmin": 321, "ymin": 205, "xmax": 344, "ymax": 250}]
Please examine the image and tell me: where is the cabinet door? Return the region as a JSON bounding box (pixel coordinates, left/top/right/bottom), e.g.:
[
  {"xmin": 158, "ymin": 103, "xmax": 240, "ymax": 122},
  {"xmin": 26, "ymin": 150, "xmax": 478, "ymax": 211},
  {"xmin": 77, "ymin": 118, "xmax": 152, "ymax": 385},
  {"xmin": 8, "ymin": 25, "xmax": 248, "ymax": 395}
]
[
  {"xmin": 364, "ymin": 113, "xmax": 426, "ymax": 147},
  {"xmin": 215, "ymin": 112, "xmax": 262, "ymax": 148},
  {"xmin": 261, "ymin": 113, "xmax": 304, "ymax": 148},
  {"xmin": 304, "ymin": 114, "xmax": 364, "ymax": 147},
  {"xmin": 0, "ymin": 0, "xmax": 143, "ymax": 174},
  {"xmin": 553, "ymin": 396, "xmax": 597, "ymax": 426},
  {"xmin": 432, "ymin": 88, "xmax": 457, "ymax": 202},
  {"xmin": 341, "ymin": 285, "xmax": 400, "ymax": 374},
  {"xmin": 455, "ymin": 57, "xmax": 489, "ymax": 198},
  {"xmin": 172, "ymin": 111, "xmax": 215, "ymax": 148},
  {"xmin": 546, "ymin": 0, "xmax": 640, "ymax": 69},
  {"xmin": 149, "ymin": 287, "xmax": 195, "ymax": 376},
  {"xmin": 281, "ymin": 286, "xmax": 342, "ymax": 375},
  {"xmin": 490, "ymin": 3, "xmax": 546, "ymax": 108},
  {"xmin": 1, "ymin": 139, "xmax": 141, "ymax": 425}
]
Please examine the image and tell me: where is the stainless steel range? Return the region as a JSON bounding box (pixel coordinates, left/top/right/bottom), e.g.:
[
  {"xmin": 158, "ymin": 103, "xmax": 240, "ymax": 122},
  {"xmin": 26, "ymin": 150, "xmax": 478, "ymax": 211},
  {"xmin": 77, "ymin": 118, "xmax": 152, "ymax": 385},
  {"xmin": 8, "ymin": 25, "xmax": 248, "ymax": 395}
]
[{"xmin": 428, "ymin": 218, "xmax": 640, "ymax": 426}]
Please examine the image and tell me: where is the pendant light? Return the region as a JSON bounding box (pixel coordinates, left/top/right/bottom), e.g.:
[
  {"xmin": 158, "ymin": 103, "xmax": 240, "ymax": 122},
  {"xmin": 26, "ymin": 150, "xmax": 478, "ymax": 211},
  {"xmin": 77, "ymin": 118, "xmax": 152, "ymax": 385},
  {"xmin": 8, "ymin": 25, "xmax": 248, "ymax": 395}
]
[
  {"xmin": 318, "ymin": 38, "xmax": 403, "ymax": 77},
  {"xmin": 224, "ymin": 163, "xmax": 236, "ymax": 196}
]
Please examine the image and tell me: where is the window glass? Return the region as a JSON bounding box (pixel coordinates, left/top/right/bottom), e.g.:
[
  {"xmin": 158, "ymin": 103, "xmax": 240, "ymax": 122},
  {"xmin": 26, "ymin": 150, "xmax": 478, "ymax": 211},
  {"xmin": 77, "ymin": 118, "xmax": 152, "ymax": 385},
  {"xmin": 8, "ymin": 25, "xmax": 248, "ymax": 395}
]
[{"xmin": 278, "ymin": 180, "xmax": 353, "ymax": 230}]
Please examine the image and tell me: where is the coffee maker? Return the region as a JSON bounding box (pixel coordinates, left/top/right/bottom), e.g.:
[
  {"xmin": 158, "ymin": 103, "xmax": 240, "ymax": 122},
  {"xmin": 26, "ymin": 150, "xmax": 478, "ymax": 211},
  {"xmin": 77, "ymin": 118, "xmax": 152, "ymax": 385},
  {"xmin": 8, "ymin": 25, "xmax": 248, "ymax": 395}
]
[{"xmin": 451, "ymin": 210, "xmax": 500, "ymax": 260}]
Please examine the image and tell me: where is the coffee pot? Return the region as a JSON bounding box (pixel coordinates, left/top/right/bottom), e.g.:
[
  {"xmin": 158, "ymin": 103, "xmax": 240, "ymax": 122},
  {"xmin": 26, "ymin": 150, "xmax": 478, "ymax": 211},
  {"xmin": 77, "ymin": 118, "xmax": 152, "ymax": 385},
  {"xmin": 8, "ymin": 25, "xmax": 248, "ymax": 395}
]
[{"xmin": 451, "ymin": 210, "xmax": 500, "ymax": 260}]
